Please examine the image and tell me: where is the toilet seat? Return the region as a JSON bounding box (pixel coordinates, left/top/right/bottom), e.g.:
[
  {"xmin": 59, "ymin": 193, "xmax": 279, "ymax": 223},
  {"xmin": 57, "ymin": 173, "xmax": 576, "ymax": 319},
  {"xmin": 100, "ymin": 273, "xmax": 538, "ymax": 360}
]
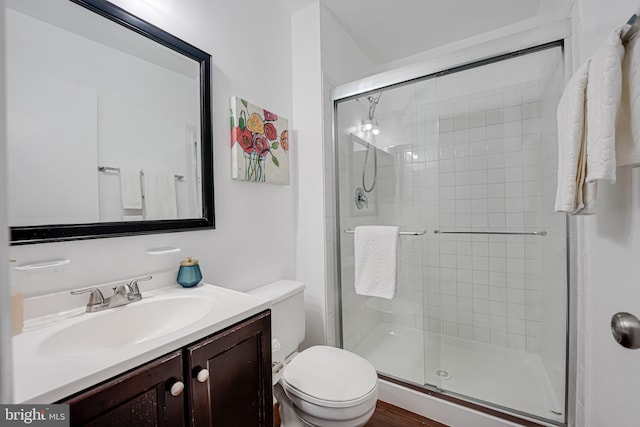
[
  {"xmin": 282, "ymin": 380, "xmax": 378, "ymax": 409},
  {"xmin": 281, "ymin": 345, "xmax": 378, "ymax": 408}
]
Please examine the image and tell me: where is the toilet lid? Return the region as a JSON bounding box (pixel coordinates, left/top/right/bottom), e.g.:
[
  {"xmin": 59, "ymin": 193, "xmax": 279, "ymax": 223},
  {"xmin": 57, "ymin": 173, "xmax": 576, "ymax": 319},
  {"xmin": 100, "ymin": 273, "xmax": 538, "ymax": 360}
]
[{"xmin": 281, "ymin": 346, "xmax": 378, "ymax": 407}]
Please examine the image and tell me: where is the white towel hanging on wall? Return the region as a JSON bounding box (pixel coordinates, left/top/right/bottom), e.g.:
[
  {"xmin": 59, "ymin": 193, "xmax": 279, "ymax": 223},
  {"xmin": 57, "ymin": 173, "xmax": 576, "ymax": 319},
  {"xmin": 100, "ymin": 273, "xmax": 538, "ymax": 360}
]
[
  {"xmin": 141, "ymin": 169, "xmax": 178, "ymax": 220},
  {"xmin": 555, "ymin": 61, "xmax": 592, "ymax": 214},
  {"xmin": 119, "ymin": 168, "xmax": 142, "ymax": 210},
  {"xmin": 555, "ymin": 27, "xmax": 624, "ymax": 214},
  {"xmin": 617, "ymin": 34, "xmax": 640, "ymax": 166},
  {"xmin": 585, "ymin": 27, "xmax": 624, "ymax": 184}
]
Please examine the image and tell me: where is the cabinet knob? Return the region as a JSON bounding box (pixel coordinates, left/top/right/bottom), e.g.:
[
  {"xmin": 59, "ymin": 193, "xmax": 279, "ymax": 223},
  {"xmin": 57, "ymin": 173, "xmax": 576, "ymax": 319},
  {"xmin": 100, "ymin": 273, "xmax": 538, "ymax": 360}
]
[
  {"xmin": 170, "ymin": 381, "xmax": 185, "ymax": 397},
  {"xmin": 196, "ymin": 368, "xmax": 209, "ymax": 383}
]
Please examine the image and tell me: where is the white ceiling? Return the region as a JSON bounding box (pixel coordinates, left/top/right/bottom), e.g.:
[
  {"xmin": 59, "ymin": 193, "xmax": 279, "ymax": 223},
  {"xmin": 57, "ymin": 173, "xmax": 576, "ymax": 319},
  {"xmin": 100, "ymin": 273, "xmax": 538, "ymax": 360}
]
[{"xmin": 277, "ymin": 0, "xmax": 570, "ymax": 66}]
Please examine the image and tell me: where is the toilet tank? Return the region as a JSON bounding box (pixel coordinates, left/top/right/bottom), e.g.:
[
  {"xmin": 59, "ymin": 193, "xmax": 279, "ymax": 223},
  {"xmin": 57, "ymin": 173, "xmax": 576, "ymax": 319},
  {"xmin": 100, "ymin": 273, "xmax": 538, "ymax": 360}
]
[{"xmin": 247, "ymin": 280, "xmax": 305, "ymax": 358}]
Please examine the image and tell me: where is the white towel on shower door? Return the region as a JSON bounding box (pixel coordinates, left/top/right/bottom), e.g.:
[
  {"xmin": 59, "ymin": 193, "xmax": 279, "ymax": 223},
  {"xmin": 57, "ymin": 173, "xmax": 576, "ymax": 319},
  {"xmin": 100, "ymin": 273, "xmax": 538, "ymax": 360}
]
[{"xmin": 354, "ymin": 226, "xmax": 398, "ymax": 300}]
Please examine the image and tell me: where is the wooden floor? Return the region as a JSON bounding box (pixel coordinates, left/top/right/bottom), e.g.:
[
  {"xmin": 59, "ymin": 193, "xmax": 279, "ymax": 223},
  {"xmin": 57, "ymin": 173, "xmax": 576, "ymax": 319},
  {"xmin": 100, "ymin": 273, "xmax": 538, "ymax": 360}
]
[
  {"xmin": 365, "ymin": 401, "xmax": 449, "ymax": 427},
  {"xmin": 274, "ymin": 400, "xmax": 448, "ymax": 427}
]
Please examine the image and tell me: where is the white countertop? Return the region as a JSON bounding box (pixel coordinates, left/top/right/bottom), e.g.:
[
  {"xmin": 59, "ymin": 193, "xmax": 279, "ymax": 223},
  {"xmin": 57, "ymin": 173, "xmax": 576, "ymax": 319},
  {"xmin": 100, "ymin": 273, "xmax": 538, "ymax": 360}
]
[{"xmin": 12, "ymin": 282, "xmax": 270, "ymax": 403}]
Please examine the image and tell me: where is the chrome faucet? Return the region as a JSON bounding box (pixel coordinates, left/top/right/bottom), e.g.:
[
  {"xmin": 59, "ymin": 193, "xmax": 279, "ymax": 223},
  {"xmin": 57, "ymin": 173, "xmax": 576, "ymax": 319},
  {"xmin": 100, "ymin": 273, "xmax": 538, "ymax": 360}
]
[{"xmin": 71, "ymin": 275, "xmax": 152, "ymax": 313}]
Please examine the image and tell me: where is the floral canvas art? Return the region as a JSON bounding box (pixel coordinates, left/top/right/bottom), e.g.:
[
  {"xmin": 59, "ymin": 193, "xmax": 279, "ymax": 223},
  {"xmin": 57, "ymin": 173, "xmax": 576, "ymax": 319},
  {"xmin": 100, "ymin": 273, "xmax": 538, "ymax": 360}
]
[{"xmin": 230, "ymin": 96, "xmax": 289, "ymax": 184}]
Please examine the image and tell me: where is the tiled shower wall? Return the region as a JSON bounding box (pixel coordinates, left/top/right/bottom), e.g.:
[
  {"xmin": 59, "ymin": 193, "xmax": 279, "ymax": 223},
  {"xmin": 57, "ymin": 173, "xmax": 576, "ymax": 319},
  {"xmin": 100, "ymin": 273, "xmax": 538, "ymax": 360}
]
[{"xmin": 427, "ymin": 81, "xmax": 550, "ymax": 351}]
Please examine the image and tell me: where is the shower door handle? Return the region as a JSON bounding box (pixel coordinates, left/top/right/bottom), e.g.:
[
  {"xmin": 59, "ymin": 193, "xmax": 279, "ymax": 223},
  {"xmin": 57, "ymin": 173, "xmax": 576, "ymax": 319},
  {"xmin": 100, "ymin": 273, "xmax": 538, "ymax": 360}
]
[{"xmin": 611, "ymin": 312, "xmax": 640, "ymax": 349}]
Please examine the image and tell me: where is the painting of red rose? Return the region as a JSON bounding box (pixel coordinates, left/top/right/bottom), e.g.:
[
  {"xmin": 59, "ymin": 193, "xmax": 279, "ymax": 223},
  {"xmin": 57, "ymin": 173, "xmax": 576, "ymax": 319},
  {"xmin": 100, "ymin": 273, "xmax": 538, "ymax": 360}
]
[{"xmin": 230, "ymin": 96, "xmax": 289, "ymax": 184}]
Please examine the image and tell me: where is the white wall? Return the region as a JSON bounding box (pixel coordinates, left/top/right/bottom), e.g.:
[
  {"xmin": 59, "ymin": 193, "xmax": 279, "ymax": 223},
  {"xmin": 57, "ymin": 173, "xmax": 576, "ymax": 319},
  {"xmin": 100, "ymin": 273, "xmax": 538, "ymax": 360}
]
[
  {"xmin": 7, "ymin": 53, "xmax": 99, "ymax": 225},
  {"xmin": 575, "ymin": 1, "xmax": 640, "ymax": 426},
  {"xmin": 322, "ymin": 74, "xmax": 339, "ymax": 346},
  {"xmin": 292, "ymin": 3, "xmax": 326, "ymax": 348},
  {"xmin": 0, "ymin": 0, "xmax": 14, "ymax": 404},
  {"xmin": 319, "ymin": 5, "xmax": 374, "ymax": 85},
  {"xmin": 292, "ymin": 1, "xmax": 376, "ymax": 349},
  {"xmin": 8, "ymin": 0, "xmax": 296, "ymax": 297},
  {"xmin": 319, "ymin": 2, "xmax": 376, "ymax": 349}
]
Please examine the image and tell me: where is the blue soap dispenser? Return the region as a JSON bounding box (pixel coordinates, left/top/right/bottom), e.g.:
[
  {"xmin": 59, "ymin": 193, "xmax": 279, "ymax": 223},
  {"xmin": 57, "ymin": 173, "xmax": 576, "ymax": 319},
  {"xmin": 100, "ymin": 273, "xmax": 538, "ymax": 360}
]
[{"xmin": 177, "ymin": 257, "xmax": 202, "ymax": 288}]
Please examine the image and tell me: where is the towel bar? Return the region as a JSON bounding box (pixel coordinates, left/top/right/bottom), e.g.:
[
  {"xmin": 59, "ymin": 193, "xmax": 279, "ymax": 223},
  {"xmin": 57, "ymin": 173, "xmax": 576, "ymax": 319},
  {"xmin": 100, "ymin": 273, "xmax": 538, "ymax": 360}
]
[
  {"xmin": 99, "ymin": 166, "xmax": 184, "ymax": 181},
  {"xmin": 13, "ymin": 259, "xmax": 71, "ymax": 271},
  {"xmin": 98, "ymin": 166, "xmax": 120, "ymax": 173},
  {"xmin": 433, "ymin": 230, "xmax": 547, "ymax": 236},
  {"xmin": 621, "ymin": 6, "xmax": 640, "ymax": 45},
  {"xmin": 344, "ymin": 229, "xmax": 426, "ymax": 236}
]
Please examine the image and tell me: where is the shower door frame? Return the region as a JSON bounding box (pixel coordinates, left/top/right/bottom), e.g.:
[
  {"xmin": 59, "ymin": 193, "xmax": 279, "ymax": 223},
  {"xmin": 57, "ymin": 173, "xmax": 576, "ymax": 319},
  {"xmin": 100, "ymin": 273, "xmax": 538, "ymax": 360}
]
[{"xmin": 332, "ymin": 40, "xmax": 575, "ymax": 427}]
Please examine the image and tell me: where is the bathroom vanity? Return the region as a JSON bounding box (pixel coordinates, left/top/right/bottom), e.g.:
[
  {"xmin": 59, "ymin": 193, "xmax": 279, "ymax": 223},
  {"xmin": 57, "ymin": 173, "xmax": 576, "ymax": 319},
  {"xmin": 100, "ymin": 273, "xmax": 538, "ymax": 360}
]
[
  {"xmin": 62, "ymin": 311, "xmax": 271, "ymax": 426},
  {"xmin": 12, "ymin": 280, "xmax": 272, "ymax": 426}
]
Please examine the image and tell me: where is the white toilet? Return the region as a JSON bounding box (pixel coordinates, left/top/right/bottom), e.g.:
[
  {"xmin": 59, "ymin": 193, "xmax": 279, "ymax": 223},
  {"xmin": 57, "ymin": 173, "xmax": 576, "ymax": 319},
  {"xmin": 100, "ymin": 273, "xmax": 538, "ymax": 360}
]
[{"xmin": 248, "ymin": 280, "xmax": 378, "ymax": 427}]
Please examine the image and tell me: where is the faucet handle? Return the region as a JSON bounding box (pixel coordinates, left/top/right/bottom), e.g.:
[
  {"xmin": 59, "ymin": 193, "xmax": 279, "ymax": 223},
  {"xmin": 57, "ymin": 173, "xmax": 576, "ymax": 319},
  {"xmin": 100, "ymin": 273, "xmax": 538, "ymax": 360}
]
[
  {"xmin": 128, "ymin": 275, "xmax": 152, "ymax": 295},
  {"xmin": 112, "ymin": 284, "xmax": 132, "ymax": 296},
  {"xmin": 71, "ymin": 287, "xmax": 105, "ymax": 306}
]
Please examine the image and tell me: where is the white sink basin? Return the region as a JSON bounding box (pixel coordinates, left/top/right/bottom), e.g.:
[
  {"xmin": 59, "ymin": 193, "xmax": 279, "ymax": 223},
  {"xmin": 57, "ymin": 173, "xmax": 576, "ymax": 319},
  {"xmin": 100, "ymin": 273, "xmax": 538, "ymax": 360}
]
[
  {"xmin": 39, "ymin": 295, "xmax": 215, "ymax": 356},
  {"xmin": 14, "ymin": 282, "xmax": 270, "ymax": 403}
]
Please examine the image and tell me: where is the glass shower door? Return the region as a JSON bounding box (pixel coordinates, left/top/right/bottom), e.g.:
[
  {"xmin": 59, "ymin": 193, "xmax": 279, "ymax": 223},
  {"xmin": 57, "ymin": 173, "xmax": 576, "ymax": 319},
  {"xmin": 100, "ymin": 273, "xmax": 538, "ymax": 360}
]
[
  {"xmin": 335, "ymin": 81, "xmax": 440, "ymax": 389},
  {"xmin": 428, "ymin": 46, "xmax": 567, "ymax": 423},
  {"xmin": 335, "ymin": 42, "xmax": 567, "ymax": 426}
]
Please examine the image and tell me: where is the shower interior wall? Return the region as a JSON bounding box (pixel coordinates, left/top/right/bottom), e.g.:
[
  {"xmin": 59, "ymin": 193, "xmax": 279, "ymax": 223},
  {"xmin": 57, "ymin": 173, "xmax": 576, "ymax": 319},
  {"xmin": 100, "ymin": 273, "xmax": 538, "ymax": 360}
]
[{"xmin": 336, "ymin": 47, "xmax": 566, "ymax": 407}]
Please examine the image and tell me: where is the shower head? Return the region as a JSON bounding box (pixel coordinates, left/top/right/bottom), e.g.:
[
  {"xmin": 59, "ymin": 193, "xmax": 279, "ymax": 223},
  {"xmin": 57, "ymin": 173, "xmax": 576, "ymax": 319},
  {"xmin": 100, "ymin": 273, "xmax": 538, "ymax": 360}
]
[
  {"xmin": 367, "ymin": 93, "xmax": 382, "ymax": 121},
  {"xmin": 362, "ymin": 93, "xmax": 382, "ymax": 135}
]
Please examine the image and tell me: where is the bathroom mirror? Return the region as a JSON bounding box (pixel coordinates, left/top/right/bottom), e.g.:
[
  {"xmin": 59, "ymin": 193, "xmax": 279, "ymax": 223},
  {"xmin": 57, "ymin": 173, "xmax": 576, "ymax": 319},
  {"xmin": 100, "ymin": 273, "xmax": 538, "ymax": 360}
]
[{"xmin": 6, "ymin": 0, "xmax": 214, "ymax": 244}]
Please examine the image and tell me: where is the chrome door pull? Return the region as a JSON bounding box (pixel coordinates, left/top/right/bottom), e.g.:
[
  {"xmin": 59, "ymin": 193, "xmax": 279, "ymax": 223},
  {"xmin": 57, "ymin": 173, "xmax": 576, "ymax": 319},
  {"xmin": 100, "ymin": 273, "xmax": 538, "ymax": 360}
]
[{"xmin": 611, "ymin": 312, "xmax": 640, "ymax": 349}]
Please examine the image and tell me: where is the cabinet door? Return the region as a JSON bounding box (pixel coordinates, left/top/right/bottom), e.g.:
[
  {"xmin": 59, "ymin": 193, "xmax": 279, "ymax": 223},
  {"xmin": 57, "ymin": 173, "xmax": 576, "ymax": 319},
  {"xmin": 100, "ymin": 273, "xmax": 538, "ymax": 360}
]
[
  {"xmin": 187, "ymin": 310, "xmax": 272, "ymax": 427},
  {"xmin": 62, "ymin": 351, "xmax": 185, "ymax": 427}
]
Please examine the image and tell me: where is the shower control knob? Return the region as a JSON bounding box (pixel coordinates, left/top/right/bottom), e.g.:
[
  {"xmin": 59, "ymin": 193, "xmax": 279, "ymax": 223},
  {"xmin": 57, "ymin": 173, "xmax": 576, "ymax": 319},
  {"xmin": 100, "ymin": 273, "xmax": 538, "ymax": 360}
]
[
  {"xmin": 355, "ymin": 187, "xmax": 368, "ymax": 210},
  {"xmin": 611, "ymin": 312, "xmax": 640, "ymax": 349}
]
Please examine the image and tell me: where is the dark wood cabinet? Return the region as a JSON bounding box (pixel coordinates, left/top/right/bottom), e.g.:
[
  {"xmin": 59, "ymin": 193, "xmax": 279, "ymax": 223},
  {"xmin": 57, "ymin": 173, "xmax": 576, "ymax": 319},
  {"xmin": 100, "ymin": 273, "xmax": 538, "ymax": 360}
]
[
  {"xmin": 61, "ymin": 310, "xmax": 272, "ymax": 427},
  {"xmin": 64, "ymin": 350, "xmax": 185, "ymax": 427},
  {"xmin": 187, "ymin": 310, "xmax": 272, "ymax": 427}
]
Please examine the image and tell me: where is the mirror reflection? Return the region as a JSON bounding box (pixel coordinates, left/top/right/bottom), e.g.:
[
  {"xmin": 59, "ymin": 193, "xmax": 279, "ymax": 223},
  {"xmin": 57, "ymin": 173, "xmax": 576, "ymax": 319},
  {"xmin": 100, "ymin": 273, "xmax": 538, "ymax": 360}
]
[{"xmin": 6, "ymin": 0, "xmax": 209, "ymax": 234}]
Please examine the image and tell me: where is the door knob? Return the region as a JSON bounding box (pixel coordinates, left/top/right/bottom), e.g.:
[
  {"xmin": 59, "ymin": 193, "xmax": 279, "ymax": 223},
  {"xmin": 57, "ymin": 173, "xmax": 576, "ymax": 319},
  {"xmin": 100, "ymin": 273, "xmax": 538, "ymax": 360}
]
[{"xmin": 611, "ymin": 312, "xmax": 640, "ymax": 349}]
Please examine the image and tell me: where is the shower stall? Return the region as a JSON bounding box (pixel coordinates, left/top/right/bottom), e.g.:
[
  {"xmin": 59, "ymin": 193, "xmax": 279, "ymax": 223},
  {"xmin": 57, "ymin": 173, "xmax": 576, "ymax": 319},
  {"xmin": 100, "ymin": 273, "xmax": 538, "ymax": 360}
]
[{"xmin": 334, "ymin": 43, "xmax": 568, "ymax": 425}]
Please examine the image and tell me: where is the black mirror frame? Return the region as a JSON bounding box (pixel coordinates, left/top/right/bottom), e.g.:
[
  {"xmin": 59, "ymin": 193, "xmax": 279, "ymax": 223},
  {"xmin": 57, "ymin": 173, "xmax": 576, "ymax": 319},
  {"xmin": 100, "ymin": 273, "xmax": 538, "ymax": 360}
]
[{"xmin": 10, "ymin": 0, "xmax": 214, "ymax": 245}]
